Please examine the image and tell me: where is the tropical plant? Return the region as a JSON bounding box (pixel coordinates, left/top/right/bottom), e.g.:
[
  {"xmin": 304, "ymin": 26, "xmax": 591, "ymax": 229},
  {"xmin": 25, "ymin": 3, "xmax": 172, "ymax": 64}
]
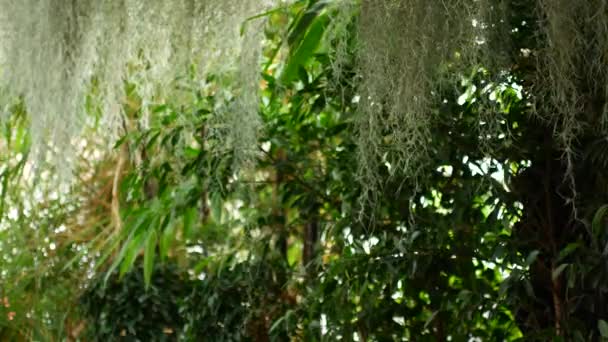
[{"xmin": 2, "ymin": 0, "xmax": 608, "ymax": 340}]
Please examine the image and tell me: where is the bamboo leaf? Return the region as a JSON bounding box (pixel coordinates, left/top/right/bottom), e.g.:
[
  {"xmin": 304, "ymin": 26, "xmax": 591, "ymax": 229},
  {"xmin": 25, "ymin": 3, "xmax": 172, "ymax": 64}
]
[
  {"xmin": 144, "ymin": 229, "xmax": 158, "ymax": 289},
  {"xmin": 119, "ymin": 232, "xmax": 145, "ymax": 279},
  {"xmin": 103, "ymin": 232, "xmax": 135, "ymax": 286},
  {"xmin": 159, "ymin": 221, "xmax": 176, "ymax": 261},
  {"xmin": 525, "ymin": 250, "xmax": 540, "ymax": 266},
  {"xmin": 552, "ymin": 264, "xmax": 569, "ymax": 281},
  {"xmin": 592, "ymin": 204, "xmax": 608, "ymax": 238},
  {"xmin": 424, "ymin": 311, "xmax": 439, "ymax": 329},
  {"xmin": 558, "ymin": 243, "xmax": 580, "ymax": 262}
]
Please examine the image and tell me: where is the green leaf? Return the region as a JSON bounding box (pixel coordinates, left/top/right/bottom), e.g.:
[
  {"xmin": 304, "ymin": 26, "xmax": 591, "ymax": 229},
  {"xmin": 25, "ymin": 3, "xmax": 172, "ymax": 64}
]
[
  {"xmin": 552, "ymin": 264, "xmax": 569, "ymax": 281},
  {"xmin": 183, "ymin": 207, "xmax": 197, "ymax": 239},
  {"xmin": 281, "ymin": 13, "xmax": 329, "ymax": 84},
  {"xmin": 524, "ymin": 279, "xmax": 535, "ymax": 298},
  {"xmin": 558, "ymin": 243, "xmax": 580, "ymax": 261},
  {"xmin": 119, "ymin": 232, "xmax": 146, "ymax": 279},
  {"xmin": 599, "ymin": 319, "xmax": 608, "ymax": 337},
  {"xmin": 152, "ymin": 104, "xmax": 168, "ymax": 113},
  {"xmin": 424, "ymin": 311, "xmax": 439, "ymax": 329},
  {"xmin": 574, "ymin": 330, "xmax": 586, "ymax": 342},
  {"xmin": 592, "ymin": 204, "xmax": 608, "ymax": 238},
  {"xmin": 103, "ymin": 232, "xmax": 135, "ymax": 285},
  {"xmin": 193, "ymin": 256, "xmax": 212, "ymax": 274},
  {"xmin": 113, "ymin": 134, "xmax": 129, "ymax": 148},
  {"xmin": 240, "ymin": 7, "xmax": 285, "ymax": 36},
  {"xmin": 144, "ymin": 229, "xmax": 157, "ymax": 289},
  {"xmin": 269, "ymin": 310, "xmax": 294, "ymax": 333},
  {"xmin": 183, "ymin": 146, "xmax": 200, "ymax": 159},
  {"xmin": 145, "ymin": 131, "xmax": 161, "ymax": 149},
  {"xmin": 159, "ymin": 221, "xmax": 176, "ymax": 261},
  {"xmin": 269, "ymin": 315, "xmax": 287, "ymax": 334},
  {"xmin": 108, "ymin": 210, "xmax": 154, "ymax": 280},
  {"xmin": 210, "ymin": 193, "xmax": 223, "ymax": 222},
  {"xmin": 525, "ymin": 250, "xmax": 540, "ymax": 266},
  {"xmin": 567, "ymin": 264, "xmax": 577, "ymax": 288},
  {"xmin": 287, "ymin": 1, "xmax": 330, "ymax": 47}
]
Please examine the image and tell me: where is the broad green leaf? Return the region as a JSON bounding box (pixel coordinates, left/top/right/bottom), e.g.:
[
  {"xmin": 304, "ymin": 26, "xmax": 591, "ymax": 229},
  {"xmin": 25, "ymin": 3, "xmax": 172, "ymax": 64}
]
[
  {"xmin": 287, "ymin": 1, "xmax": 330, "ymax": 47},
  {"xmin": 281, "ymin": 13, "xmax": 329, "ymax": 84},
  {"xmin": 183, "ymin": 146, "xmax": 200, "ymax": 159}
]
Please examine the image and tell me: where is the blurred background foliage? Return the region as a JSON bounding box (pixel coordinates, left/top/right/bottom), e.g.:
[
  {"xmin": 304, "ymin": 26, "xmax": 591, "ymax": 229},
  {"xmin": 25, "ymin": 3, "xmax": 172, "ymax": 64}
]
[{"xmin": 2, "ymin": 0, "xmax": 608, "ymax": 341}]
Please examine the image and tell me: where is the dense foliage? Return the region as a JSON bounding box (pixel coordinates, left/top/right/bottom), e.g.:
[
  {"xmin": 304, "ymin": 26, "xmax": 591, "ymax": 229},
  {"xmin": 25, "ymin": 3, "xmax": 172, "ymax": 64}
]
[{"xmin": 2, "ymin": 0, "xmax": 608, "ymax": 341}]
